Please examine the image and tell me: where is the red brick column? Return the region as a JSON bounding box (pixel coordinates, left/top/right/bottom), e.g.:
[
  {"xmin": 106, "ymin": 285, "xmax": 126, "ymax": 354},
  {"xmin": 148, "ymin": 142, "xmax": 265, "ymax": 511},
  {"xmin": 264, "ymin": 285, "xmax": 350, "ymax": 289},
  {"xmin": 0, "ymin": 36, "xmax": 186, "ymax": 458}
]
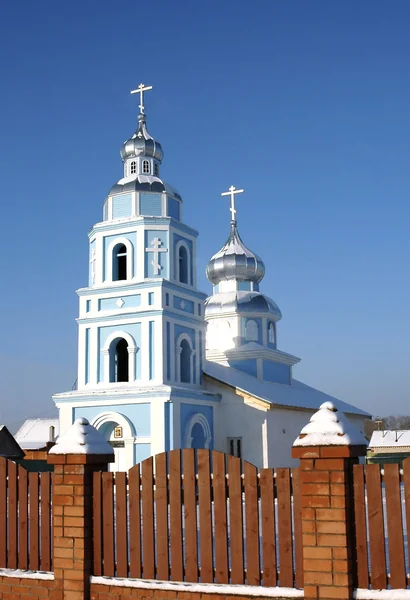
[{"xmin": 292, "ymin": 444, "xmax": 366, "ymax": 600}]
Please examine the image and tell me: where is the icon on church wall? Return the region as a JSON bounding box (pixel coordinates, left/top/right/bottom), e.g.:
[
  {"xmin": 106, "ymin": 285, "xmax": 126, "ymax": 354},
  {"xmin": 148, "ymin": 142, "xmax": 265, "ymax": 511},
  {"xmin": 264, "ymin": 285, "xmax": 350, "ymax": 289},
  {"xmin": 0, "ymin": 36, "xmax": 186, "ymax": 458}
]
[{"xmin": 114, "ymin": 426, "xmax": 123, "ymax": 439}]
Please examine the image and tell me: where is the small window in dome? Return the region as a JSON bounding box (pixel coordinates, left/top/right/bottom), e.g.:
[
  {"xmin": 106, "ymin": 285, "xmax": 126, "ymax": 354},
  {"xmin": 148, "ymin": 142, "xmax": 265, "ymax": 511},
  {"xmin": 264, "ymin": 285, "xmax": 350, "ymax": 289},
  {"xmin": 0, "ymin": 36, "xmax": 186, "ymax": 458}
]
[
  {"xmin": 154, "ymin": 163, "xmax": 159, "ymax": 177},
  {"xmin": 268, "ymin": 322, "xmax": 276, "ymax": 345},
  {"xmin": 130, "ymin": 161, "xmax": 136, "ymax": 174},
  {"xmin": 142, "ymin": 160, "xmax": 150, "ymax": 174},
  {"xmin": 246, "ymin": 319, "xmax": 258, "ymax": 342}
]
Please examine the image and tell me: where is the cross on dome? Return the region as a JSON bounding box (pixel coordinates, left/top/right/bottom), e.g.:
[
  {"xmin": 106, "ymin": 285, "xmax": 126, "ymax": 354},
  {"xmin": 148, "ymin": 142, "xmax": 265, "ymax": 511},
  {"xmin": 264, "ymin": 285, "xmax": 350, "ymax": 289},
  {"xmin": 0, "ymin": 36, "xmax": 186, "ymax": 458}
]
[
  {"xmin": 130, "ymin": 83, "xmax": 153, "ymax": 115},
  {"xmin": 221, "ymin": 185, "xmax": 244, "ymax": 222}
]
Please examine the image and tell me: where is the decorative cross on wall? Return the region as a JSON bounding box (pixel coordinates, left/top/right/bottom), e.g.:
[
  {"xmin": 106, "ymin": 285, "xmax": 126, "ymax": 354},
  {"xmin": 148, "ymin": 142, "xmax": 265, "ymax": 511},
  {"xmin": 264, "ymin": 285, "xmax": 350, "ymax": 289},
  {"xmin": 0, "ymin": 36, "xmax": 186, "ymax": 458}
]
[
  {"xmin": 130, "ymin": 83, "xmax": 153, "ymax": 114},
  {"xmin": 90, "ymin": 247, "xmax": 96, "ymax": 284},
  {"xmin": 145, "ymin": 238, "xmax": 168, "ymax": 275},
  {"xmin": 221, "ymin": 185, "xmax": 244, "ymax": 221}
]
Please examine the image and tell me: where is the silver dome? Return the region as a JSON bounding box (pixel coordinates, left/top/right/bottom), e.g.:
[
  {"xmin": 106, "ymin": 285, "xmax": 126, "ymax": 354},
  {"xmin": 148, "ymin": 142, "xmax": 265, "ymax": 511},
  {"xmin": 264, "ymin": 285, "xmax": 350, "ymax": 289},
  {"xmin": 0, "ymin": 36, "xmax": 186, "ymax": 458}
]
[
  {"xmin": 206, "ymin": 221, "xmax": 265, "ymax": 285},
  {"xmin": 205, "ymin": 291, "xmax": 282, "ymax": 320},
  {"xmin": 109, "ymin": 175, "xmax": 182, "ymax": 200},
  {"xmin": 120, "ymin": 113, "xmax": 163, "ymax": 162}
]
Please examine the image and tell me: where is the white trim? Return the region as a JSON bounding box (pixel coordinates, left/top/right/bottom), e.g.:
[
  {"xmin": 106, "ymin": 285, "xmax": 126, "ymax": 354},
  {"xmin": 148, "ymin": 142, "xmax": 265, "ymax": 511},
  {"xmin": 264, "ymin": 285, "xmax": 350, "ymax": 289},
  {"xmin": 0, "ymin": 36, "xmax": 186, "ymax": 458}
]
[
  {"xmin": 184, "ymin": 412, "xmax": 212, "ymax": 449},
  {"xmin": 175, "ymin": 239, "xmax": 191, "ymax": 286},
  {"xmin": 102, "ymin": 330, "xmax": 138, "ymax": 383},
  {"xmin": 176, "ymin": 332, "xmax": 195, "ymax": 384},
  {"xmin": 106, "ymin": 237, "xmax": 134, "ymax": 283}
]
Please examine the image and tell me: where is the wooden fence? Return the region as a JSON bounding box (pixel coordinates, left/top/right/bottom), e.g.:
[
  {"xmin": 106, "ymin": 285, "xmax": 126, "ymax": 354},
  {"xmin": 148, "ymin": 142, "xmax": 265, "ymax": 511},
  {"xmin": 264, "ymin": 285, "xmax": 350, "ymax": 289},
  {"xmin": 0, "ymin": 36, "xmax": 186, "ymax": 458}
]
[
  {"xmin": 0, "ymin": 457, "xmax": 52, "ymax": 571},
  {"xmin": 92, "ymin": 448, "xmax": 303, "ymax": 588},
  {"xmin": 353, "ymin": 459, "xmax": 410, "ymax": 590}
]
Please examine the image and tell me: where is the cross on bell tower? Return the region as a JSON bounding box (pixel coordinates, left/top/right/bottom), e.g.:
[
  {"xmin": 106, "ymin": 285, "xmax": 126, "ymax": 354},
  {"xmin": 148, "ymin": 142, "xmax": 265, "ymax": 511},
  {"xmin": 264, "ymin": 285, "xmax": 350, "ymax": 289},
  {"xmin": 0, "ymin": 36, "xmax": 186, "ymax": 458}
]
[
  {"xmin": 221, "ymin": 185, "xmax": 244, "ymax": 222},
  {"xmin": 130, "ymin": 83, "xmax": 153, "ymax": 114}
]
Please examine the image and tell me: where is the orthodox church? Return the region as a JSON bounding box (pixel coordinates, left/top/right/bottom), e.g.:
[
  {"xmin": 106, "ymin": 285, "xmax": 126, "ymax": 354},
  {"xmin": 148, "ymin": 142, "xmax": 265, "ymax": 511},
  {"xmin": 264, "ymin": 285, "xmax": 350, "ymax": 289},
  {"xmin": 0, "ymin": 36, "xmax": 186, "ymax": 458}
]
[{"xmin": 53, "ymin": 85, "xmax": 369, "ymax": 470}]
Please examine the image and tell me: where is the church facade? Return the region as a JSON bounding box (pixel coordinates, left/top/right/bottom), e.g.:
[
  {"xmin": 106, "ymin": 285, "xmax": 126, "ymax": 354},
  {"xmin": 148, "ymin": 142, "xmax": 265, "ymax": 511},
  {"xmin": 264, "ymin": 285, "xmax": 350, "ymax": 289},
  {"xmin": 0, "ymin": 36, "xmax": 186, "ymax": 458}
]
[{"xmin": 53, "ymin": 86, "xmax": 369, "ymax": 470}]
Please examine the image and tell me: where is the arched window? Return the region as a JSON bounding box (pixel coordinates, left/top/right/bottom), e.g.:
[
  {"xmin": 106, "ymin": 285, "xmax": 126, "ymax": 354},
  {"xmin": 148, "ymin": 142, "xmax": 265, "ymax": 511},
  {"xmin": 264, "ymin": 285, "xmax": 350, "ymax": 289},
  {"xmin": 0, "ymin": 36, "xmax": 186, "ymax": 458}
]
[
  {"xmin": 113, "ymin": 244, "xmax": 127, "ymax": 281},
  {"xmin": 245, "ymin": 319, "xmax": 258, "ymax": 342},
  {"xmin": 268, "ymin": 322, "xmax": 276, "ymax": 344},
  {"xmin": 142, "ymin": 160, "xmax": 150, "ymax": 174},
  {"xmin": 178, "ymin": 245, "xmax": 189, "ymax": 284},
  {"xmin": 130, "ymin": 161, "xmax": 136, "ymax": 174},
  {"xmin": 110, "ymin": 338, "xmax": 129, "ymax": 382},
  {"xmin": 154, "ymin": 163, "xmax": 159, "ymax": 177},
  {"xmin": 180, "ymin": 339, "xmax": 191, "ymax": 383},
  {"xmin": 191, "ymin": 423, "xmax": 206, "ymax": 449}
]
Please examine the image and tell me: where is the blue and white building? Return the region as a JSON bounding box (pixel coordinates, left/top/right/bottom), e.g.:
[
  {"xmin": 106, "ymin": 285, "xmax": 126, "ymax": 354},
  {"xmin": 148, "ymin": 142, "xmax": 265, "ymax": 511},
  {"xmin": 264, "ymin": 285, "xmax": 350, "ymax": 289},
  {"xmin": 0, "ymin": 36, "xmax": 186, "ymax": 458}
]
[{"xmin": 53, "ymin": 87, "xmax": 369, "ymax": 469}]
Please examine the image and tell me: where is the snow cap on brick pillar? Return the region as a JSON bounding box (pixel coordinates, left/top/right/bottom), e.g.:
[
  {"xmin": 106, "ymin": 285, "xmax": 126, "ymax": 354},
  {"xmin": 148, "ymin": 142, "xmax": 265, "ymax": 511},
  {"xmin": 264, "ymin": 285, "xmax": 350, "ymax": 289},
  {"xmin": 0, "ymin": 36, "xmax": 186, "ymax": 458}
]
[
  {"xmin": 292, "ymin": 401, "xmax": 367, "ymax": 459},
  {"xmin": 49, "ymin": 417, "xmax": 114, "ymax": 456}
]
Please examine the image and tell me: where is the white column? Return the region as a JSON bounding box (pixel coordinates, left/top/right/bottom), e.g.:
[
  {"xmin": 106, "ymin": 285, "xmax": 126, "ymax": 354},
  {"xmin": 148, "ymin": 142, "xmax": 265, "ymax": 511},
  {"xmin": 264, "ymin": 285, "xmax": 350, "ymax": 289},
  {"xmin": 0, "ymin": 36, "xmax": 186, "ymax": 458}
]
[
  {"xmin": 95, "ymin": 234, "xmax": 104, "ymax": 284},
  {"xmin": 136, "ymin": 229, "xmax": 145, "ymax": 281},
  {"xmin": 170, "ymin": 322, "xmax": 175, "ymax": 382},
  {"xmin": 154, "ymin": 317, "xmax": 163, "ymax": 383},
  {"xmin": 262, "ymin": 417, "xmax": 269, "ymax": 468},
  {"xmin": 128, "ymin": 347, "xmax": 137, "ymax": 382},
  {"xmin": 141, "ymin": 319, "xmax": 150, "ymax": 383},
  {"xmin": 77, "ymin": 326, "xmax": 86, "ymax": 388},
  {"xmin": 58, "ymin": 404, "xmax": 74, "ymax": 436},
  {"xmin": 89, "ymin": 326, "xmax": 98, "ymax": 386}
]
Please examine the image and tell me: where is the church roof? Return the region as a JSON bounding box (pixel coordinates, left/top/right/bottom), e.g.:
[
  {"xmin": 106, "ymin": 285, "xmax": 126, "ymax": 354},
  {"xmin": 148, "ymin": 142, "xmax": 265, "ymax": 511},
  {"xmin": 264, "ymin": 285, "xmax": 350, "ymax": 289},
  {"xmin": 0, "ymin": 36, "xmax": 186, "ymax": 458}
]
[
  {"xmin": 14, "ymin": 418, "xmax": 59, "ymax": 450},
  {"xmin": 109, "ymin": 174, "xmax": 182, "ymax": 200},
  {"xmin": 203, "ymin": 361, "xmax": 370, "ymax": 417},
  {"xmin": 369, "ymin": 430, "xmax": 410, "ymax": 449}
]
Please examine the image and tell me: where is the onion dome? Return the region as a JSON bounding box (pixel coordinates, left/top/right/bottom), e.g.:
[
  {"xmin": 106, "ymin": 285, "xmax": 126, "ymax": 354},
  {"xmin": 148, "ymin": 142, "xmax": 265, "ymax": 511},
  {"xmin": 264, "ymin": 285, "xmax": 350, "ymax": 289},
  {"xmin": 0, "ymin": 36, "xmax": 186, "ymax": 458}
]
[
  {"xmin": 120, "ymin": 112, "xmax": 164, "ymax": 163},
  {"xmin": 206, "ymin": 221, "xmax": 265, "ymax": 285}
]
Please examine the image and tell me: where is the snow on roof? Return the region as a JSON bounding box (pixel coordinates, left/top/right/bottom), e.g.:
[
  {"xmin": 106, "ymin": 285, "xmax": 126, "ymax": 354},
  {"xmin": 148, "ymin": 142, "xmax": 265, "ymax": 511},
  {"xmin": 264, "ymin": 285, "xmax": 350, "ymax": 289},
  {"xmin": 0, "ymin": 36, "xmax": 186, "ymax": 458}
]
[
  {"xmin": 204, "ymin": 361, "xmax": 370, "ymax": 417},
  {"xmin": 369, "ymin": 430, "xmax": 410, "ymax": 448},
  {"xmin": 14, "ymin": 418, "xmax": 59, "ymax": 450},
  {"xmin": 293, "ymin": 401, "xmax": 368, "ymax": 447},
  {"xmin": 49, "ymin": 418, "xmax": 114, "ymax": 455}
]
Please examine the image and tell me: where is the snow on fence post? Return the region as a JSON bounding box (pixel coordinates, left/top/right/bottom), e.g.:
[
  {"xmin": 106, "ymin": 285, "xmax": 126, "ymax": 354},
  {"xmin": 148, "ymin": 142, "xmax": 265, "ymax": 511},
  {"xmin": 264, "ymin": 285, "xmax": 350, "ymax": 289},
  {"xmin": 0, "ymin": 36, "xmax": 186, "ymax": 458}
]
[
  {"xmin": 292, "ymin": 402, "xmax": 368, "ymax": 600},
  {"xmin": 47, "ymin": 417, "xmax": 114, "ymax": 600}
]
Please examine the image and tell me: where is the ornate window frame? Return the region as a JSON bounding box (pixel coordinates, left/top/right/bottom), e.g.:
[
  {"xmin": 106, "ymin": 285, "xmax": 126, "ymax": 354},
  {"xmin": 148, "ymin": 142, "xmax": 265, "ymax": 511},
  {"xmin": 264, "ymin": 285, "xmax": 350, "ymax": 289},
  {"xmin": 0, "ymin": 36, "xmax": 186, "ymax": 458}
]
[
  {"xmin": 106, "ymin": 237, "xmax": 134, "ymax": 282},
  {"xmin": 184, "ymin": 412, "xmax": 212, "ymax": 449},
  {"xmin": 175, "ymin": 240, "xmax": 191, "ymax": 285},
  {"xmin": 176, "ymin": 333, "xmax": 195, "ymax": 384},
  {"xmin": 245, "ymin": 319, "xmax": 259, "ymax": 342}
]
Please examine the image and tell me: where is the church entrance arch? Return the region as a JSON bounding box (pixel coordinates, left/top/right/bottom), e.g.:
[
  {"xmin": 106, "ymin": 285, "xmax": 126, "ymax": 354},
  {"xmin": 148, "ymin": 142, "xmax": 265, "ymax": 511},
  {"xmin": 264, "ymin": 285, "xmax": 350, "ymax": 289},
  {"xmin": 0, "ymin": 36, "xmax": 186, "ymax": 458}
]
[{"xmin": 92, "ymin": 412, "xmax": 135, "ymax": 472}]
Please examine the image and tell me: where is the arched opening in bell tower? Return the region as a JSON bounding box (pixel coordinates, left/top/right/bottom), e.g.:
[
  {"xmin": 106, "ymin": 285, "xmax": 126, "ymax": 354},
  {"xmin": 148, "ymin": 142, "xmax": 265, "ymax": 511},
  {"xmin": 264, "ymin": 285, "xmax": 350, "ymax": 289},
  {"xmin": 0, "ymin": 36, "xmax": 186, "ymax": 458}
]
[
  {"xmin": 178, "ymin": 245, "xmax": 189, "ymax": 284},
  {"xmin": 113, "ymin": 244, "xmax": 127, "ymax": 281},
  {"xmin": 180, "ymin": 338, "xmax": 191, "ymax": 383},
  {"xmin": 109, "ymin": 338, "xmax": 129, "ymax": 382}
]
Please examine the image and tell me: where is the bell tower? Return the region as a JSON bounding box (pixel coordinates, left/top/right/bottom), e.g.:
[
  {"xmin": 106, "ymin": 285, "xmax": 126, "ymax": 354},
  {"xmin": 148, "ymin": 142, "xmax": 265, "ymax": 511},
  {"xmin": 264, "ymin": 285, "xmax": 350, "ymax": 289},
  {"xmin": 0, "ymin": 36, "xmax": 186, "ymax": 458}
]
[{"xmin": 53, "ymin": 85, "xmax": 219, "ymax": 469}]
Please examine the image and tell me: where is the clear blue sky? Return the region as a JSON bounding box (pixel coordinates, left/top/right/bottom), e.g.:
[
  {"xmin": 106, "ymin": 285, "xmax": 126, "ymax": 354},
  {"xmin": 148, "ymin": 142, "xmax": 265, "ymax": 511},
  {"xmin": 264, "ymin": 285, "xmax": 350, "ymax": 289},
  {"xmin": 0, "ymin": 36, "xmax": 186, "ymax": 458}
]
[{"xmin": 0, "ymin": 0, "xmax": 409, "ymax": 430}]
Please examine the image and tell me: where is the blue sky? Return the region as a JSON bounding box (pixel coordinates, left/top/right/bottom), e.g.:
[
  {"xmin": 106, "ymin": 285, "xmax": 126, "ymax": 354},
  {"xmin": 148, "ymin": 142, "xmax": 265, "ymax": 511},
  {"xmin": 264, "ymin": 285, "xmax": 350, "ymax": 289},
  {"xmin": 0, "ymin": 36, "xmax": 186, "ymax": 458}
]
[{"xmin": 0, "ymin": 0, "xmax": 409, "ymax": 430}]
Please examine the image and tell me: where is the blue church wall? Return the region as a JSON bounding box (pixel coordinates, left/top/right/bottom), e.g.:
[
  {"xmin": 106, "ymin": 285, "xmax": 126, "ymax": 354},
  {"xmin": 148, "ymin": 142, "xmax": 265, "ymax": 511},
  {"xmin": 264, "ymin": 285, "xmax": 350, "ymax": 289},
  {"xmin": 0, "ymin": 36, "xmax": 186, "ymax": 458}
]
[
  {"xmin": 180, "ymin": 404, "xmax": 214, "ymax": 450},
  {"xmin": 229, "ymin": 359, "xmax": 258, "ymax": 378},
  {"xmin": 164, "ymin": 401, "xmax": 173, "ymax": 451},
  {"xmin": 144, "ymin": 230, "xmax": 169, "ymax": 278},
  {"xmin": 103, "ymin": 233, "xmax": 136, "ymax": 280},
  {"xmin": 167, "ymin": 197, "xmax": 180, "ymax": 221},
  {"xmin": 134, "ymin": 444, "xmax": 151, "ymax": 464},
  {"xmin": 98, "ymin": 295, "xmax": 141, "ymax": 311},
  {"xmin": 97, "ymin": 323, "xmax": 141, "ymax": 382},
  {"xmin": 112, "ymin": 193, "xmax": 133, "ymax": 219},
  {"xmin": 263, "ymin": 360, "xmax": 291, "ymax": 385},
  {"xmin": 173, "ymin": 296, "xmax": 195, "ymax": 314},
  {"xmin": 73, "ymin": 403, "xmax": 151, "ymax": 437},
  {"xmin": 89, "ymin": 240, "xmax": 96, "ymax": 286},
  {"xmin": 140, "ymin": 193, "xmax": 162, "ymax": 217},
  {"xmin": 173, "ymin": 234, "xmax": 193, "ymax": 284}
]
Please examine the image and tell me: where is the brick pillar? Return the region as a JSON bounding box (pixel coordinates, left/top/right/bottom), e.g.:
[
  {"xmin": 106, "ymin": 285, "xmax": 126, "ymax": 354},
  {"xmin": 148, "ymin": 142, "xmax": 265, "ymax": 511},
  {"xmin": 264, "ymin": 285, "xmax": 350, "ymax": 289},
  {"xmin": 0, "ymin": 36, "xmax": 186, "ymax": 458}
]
[
  {"xmin": 47, "ymin": 418, "xmax": 114, "ymax": 600},
  {"xmin": 292, "ymin": 402, "xmax": 367, "ymax": 600}
]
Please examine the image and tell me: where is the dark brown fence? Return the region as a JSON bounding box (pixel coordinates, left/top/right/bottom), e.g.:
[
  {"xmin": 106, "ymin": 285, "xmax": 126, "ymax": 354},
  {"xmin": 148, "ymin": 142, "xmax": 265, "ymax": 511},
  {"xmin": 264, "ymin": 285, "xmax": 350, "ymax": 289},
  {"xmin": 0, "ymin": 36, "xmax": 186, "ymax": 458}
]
[
  {"xmin": 0, "ymin": 457, "xmax": 52, "ymax": 571},
  {"xmin": 92, "ymin": 448, "xmax": 303, "ymax": 587},
  {"xmin": 353, "ymin": 459, "xmax": 410, "ymax": 590}
]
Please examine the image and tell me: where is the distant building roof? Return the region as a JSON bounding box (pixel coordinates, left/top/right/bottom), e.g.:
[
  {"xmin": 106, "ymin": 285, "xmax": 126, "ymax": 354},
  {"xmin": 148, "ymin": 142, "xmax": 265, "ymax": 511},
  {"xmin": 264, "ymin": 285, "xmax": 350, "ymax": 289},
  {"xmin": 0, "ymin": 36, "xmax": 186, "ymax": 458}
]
[
  {"xmin": 369, "ymin": 430, "xmax": 410, "ymax": 449},
  {"xmin": 0, "ymin": 425, "xmax": 25, "ymax": 459},
  {"xmin": 14, "ymin": 418, "xmax": 59, "ymax": 450},
  {"xmin": 204, "ymin": 361, "xmax": 370, "ymax": 417}
]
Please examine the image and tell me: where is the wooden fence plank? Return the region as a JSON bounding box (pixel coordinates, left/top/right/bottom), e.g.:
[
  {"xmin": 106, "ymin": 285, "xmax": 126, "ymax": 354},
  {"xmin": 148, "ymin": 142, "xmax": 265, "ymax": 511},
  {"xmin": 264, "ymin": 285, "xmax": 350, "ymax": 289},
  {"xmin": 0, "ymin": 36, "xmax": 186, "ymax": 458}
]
[
  {"xmin": 115, "ymin": 472, "xmax": 128, "ymax": 578},
  {"xmin": 40, "ymin": 472, "xmax": 51, "ymax": 571},
  {"xmin": 366, "ymin": 464, "xmax": 387, "ymax": 589},
  {"xmin": 155, "ymin": 452, "xmax": 169, "ymax": 581},
  {"xmin": 403, "ymin": 457, "xmax": 410, "ymax": 585},
  {"xmin": 260, "ymin": 468, "xmax": 276, "ymax": 587},
  {"xmin": 197, "ymin": 449, "xmax": 213, "ymax": 583},
  {"xmin": 213, "ymin": 452, "xmax": 228, "ymax": 584},
  {"xmin": 18, "ymin": 466, "xmax": 28, "ymax": 570},
  {"xmin": 141, "ymin": 457, "xmax": 155, "ymax": 579},
  {"xmin": 228, "ymin": 455, "xmax": 244, "ymax": 584},
  {"xmin": 353, "ymin": 464, "xmax": 369, "ymax": 589},
  {"xmin": 384, "ymin": 464, "xmax": 406, "ymax": 589},
  {"xmin": 277, "ymin": 468, "xmax": 293, "ymax": 588},
  {"xmin": 7, "ymin": 460, "xmax": 17, "ymax": 569},
  {"xmin": 129, "ymin": 464, "xmax": 141, "ymax": 578},
  {"xmin": 102, "ymin": 472, "xmax": 115, "ymax": 577},
  {"xmin": 29, "ymin": 472, "xmax": 39, "ymax": 571},
  {"xmin": 244, "ymin": 461, "xmax": 260, "ymax": 585},
  {"xmin": 183, "ymin": 449, "xmax": 198, "ymax": 583},
  {"xmin": 292, "ymin": 468, "xmax": 303, "ymax": 589},
  {"xmin": 169, "ymin": 450, "xmax": 183, "ymax": 582},
  {"xmin": 92, "ymin": 472, "xmax": 102, "ymax": 576},
  {"xmin": 0, "ymin": 458, "xmax": 7, "ymax": 568}
]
